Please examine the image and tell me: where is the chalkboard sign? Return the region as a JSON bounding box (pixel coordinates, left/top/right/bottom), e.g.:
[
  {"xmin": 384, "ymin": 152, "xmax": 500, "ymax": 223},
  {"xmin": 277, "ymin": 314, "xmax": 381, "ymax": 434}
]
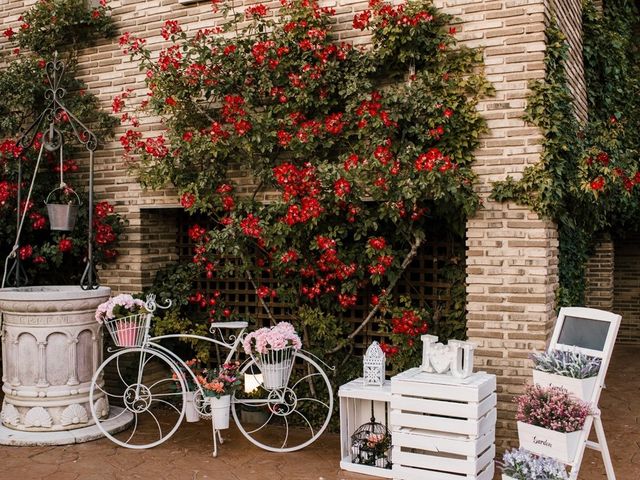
[
  {"xmin": 550, "ymin": 307, "xmax": 620, "ymax": 358},
  {"xmin": 545, "ymin": 307, "xmax": 621, "ymax": 480},
  {"xmin": 557, "ymin": 315, "xmax": 610, "ymax": 352}
]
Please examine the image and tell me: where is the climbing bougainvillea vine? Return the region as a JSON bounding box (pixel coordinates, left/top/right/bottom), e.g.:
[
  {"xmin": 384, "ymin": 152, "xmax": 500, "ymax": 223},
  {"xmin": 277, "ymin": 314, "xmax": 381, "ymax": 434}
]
[{"xmin": 117, "ymin": 0, "xmax": 492, "ymax": 362}]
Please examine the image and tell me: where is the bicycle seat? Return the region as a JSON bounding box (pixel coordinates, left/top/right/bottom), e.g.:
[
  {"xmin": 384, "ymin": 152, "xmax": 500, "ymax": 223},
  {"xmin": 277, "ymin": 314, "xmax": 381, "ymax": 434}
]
[{"xmin": 209, "ymin": 321, "xmax": 248, "ymax": 329}]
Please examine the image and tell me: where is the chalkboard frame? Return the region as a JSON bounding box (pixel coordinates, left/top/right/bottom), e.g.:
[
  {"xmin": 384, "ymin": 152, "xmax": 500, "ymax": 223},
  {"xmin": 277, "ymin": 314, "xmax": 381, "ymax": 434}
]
[{"xmin": 549, "ymin": 307, "xmax": 621, "ymax": 359}]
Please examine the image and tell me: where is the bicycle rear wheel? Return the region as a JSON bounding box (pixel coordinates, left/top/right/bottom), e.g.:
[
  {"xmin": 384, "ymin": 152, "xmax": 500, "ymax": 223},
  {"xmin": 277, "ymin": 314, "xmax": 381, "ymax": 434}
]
[
  {"xmin": 89, "ymin": 348, "xmax": 186, "ymax": 449},
  {"xmin": 231, "ymin": 351, "xmax": 333, "ymax": 452}
]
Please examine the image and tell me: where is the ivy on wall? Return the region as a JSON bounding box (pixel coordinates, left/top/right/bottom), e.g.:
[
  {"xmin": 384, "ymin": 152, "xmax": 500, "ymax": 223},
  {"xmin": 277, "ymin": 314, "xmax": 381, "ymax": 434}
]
[{"xmin": 492, "ymin": 4, "xmax": 640, "ymax": 307}]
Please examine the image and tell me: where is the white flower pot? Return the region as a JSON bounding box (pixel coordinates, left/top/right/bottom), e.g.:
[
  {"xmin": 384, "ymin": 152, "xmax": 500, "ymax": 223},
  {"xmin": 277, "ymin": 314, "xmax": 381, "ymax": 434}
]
[
  {"xmin": 209, "ymin": 395, "xmax": 231, "ymax": 430},
  {"xmin": 184, "ymin": 392, "xmax": 199, "ymax": 423},
  {"xmin": 532, "ymin": 370, "xmax": 597, "ymax": 402},
  {"xmin": 256, "ymin": 347, "xmax": 295, "ymax": 390},
  {"xmin": 517, "ymin": 421, "xmax": 582, "ymax": 463}
]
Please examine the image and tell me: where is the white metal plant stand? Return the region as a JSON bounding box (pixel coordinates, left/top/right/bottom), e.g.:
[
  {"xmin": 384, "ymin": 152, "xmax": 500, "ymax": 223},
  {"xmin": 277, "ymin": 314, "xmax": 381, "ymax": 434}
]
[
  {"xmin": 533, "ymin": 307, "xmax": 620, "ymax": 480},
  {"xmin": 89, "ymin": 295, "xmax": 334, "ymax": 455}
]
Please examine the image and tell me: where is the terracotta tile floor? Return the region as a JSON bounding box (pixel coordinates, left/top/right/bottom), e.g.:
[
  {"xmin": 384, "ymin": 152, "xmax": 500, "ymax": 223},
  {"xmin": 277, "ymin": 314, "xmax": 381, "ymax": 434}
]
[{"xmin": 0, "ymin": 346, "xmax": 637, "ymax": 480}]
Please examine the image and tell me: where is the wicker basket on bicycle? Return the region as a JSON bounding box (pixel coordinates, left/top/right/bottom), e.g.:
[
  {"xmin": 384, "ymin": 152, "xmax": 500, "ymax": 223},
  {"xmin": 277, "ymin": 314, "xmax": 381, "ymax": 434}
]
[
  {"xmin": 250, "ymin": 347, "xmax": 296, "ymax": 390},
  {"xmin": 243, "ymin": 322, "xmax": 302, "ymax": 390},
  {"xmin": 103, "ymin": 313, "xmax": 149, "ymax": 347}
]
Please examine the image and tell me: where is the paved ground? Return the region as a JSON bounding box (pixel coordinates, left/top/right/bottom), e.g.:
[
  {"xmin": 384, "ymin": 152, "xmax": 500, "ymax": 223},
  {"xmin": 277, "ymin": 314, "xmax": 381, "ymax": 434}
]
[{"xmin": 0, "ymin": 346, "xmax": 637, "ymax": 480}]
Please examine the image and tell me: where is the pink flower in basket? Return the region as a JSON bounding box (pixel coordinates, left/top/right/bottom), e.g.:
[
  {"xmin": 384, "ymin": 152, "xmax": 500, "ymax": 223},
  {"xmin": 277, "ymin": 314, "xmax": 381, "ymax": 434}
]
[
  {"xmin": 95, "ymin": 294, "xmax": 148, "ymax": 347},
  {"xmin": 242, "ymin": 322, "xmax": 302, "ymax": 355}
]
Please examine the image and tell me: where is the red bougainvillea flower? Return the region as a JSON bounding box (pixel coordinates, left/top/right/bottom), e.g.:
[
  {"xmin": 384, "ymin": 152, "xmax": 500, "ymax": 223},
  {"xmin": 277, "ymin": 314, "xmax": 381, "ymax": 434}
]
[
  {"xmin": 415, "ymin": 147, "xmax": 444, "ymax": 171},
  {"xmin": 368, "ymin": 237, "xmax": 387, "ymax": 250},
  {"xmin": 3, "ymin": 28, "xmax": 15, "ymax": 39},
  {"xmin": 181, "ymin": 193, "xmax": 195, "ymax": 209},
  {"xmin": 188, "ymin": 224, "xmax": 207, "ymax": 241},
  {"xmin": 281, "ymin": 249, "xmax": 299, "ymax": 263},
  {"xmin": 165, "ymin": 96, "xmax": 177, "ymax": 107},
  {"xmin": 33, "ymin": 255, "xmax": 47, "ymax": 265},
  {"xmin": 30, "ymin": 212, "xmax": 46, "ymax": 230},
  {"xmin": 246, "ymin": 4, "xmax": 268, "ymax": 18},
  {"xmin": 333, "ymin": 178, "xmax": 351, "ymax": 198},
  {"xmin": 353, "ymin": 10, "xmax": 371, "ymax": 30},
  {"xmin": 18, "ymin": 245, "xmax": 33, "ymax": 261},
  {"xmin": 380, "ymin": 342, "xmax": 399, "ymax": 357},
  {"xmin": 216, "ymin": 183, "xmax": 234, "ymax": 194},
  {"xmin": 325, "ymin": 112, "xmax": 345, "ymax": 135},
  {"xmin": 256, "ymin": 285, "xmax": 276, "ymax": 298},
  {"xmin": 277, "ymin": 130, "xmax": 292, "ymax": 147},
  {"xmin": 234, "ymin": 119, "xmax": 252, "ymax": 136},
  {"xmin": 590, "ymin": 177, "xmax": 605, "ymax": 191},
  {"xmin": 596, "ymin": 152, "xmax": 609, "ymax": 166},
  {"xmin": 240, "ymin": 214, "xmax": 262, "ymax": 238},
  {"xmin": 95, "ymin": 201, "xmax": 115, "ymax": 219},
  {"xmin": 221, "ymin": 195, "xmax": 235, "ymax": 211},
  {"xmin": 161, "ymin": 20, "xmax": 182, "ymax": 40},
  {"xmin": 58, "ymin": 238, "xmax": 73, "ymax": 253}
]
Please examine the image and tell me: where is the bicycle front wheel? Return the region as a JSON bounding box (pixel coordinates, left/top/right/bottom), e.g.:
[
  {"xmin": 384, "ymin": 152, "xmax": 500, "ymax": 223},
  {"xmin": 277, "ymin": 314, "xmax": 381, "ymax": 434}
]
[
  {"xmin": 89, "ymin": 348, "xmax": 186, "ymax": 449},
  {"xmin": 232, "ymin": 351, "xmax": 333, "ymax": 452}
]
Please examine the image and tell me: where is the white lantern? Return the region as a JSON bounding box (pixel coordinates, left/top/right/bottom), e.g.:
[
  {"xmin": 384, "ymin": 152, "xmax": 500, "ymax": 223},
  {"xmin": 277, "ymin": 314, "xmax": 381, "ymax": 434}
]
[{"xmin": 363, "ymin": 341, "xmax": 385, "ymax": 386}]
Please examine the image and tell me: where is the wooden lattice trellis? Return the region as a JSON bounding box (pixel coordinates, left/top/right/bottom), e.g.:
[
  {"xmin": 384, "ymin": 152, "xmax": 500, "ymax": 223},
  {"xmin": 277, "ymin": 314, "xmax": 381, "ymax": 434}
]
[{"xmin": 177, "ymin": 213, "xmax": 463, "ymax": 355}]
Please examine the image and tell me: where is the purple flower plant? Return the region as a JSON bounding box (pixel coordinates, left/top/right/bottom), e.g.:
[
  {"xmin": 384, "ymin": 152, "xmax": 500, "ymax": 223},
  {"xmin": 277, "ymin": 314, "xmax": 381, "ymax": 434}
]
[
  {"xmin": 515, "ymin": 385, "xmax": 591, "ymax": 433},
  {"xmin": 501, "ymin": 448, "xmax": 568, "ymax": 480},
  {"xmin": 531, "ymin": 349, "xmax": 601, "ymax": 379}
]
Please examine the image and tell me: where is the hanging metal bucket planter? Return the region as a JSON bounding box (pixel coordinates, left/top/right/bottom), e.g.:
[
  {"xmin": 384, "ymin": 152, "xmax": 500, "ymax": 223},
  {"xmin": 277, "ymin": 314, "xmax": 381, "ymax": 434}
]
[{"xmin": 45, "ymin": 186, "xmax": 82, "ymax": 231}]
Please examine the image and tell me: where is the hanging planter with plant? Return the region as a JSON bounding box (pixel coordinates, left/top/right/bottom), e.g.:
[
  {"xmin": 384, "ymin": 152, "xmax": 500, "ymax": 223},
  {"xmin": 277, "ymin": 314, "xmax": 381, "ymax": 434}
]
[
  {"xmin": 515, "ymin": 385, "xmax": 591, "ymax": 463},
  {"xmin": 530, "ymin": 350, "xmax": 601, "ymax": 402}
]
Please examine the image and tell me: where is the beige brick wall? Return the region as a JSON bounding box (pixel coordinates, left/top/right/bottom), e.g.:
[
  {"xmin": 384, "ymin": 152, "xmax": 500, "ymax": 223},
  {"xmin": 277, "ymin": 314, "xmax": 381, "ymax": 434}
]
[
  {"xmin": 552, "ymin": 0, "xmax": 588, "ymax": 122},
  {"xmin": 1, "ymin": 0, "xmax": 579, "ymax": 449},
  {"xmin": 613, "ymin": 234, "xmax": 640, "ymax": 344},
  {"xmin": 585, "ymin": 234, "xmax": 615, "ymax": 311}
]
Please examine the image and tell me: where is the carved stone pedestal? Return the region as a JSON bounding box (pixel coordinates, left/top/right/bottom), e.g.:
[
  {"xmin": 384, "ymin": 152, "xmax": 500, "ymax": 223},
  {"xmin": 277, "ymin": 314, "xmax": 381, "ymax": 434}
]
[{"xmin": 0, "ymin": 286, "xmax": 110, "ymax": 432}]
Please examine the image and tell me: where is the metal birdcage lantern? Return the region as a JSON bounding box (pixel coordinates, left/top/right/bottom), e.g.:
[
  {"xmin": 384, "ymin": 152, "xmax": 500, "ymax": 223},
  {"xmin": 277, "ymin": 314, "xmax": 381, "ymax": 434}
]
[
  {"xmin": 350, "ymin": 402, "xmax": 392, "ymax": 469},
  {"xmin": 1, "ymin": 53, "xmax": 99, "ymax": 290},
  {"xmin": 363, "ymin": 341, "xmax": 385, "ymax": 386}
]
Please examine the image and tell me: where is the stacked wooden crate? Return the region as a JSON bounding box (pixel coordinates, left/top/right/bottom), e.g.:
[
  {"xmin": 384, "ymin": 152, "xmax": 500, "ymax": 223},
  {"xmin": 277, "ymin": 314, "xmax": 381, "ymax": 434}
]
[
  {"xmin": 390, "ymin": 368, "xmax": 496, "ymax": 480},
  {"xmin": 338, "ymin": 378, "xmax": 394, "ymax": 478}
]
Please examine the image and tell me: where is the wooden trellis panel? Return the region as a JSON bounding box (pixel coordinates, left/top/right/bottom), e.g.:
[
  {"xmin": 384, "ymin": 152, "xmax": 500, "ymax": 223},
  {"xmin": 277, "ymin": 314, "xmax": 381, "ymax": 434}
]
[{"xmin": 177, "ymin": 213, "xmax": 462, "ymax": 355}]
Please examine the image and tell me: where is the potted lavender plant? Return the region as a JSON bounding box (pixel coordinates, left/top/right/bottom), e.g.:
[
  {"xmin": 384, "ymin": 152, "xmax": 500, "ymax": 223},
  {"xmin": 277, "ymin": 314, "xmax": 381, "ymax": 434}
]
[
  {"xmin": 500, "ymin": 448, "xmax": 568, "ymax": 480},
  {"xmin": 515, "ymin": 385, "xmax": 591, "ymax": 463},
  {"xmin": 531, "ymin": 350, "xmax": 601, "ymax": 401}
]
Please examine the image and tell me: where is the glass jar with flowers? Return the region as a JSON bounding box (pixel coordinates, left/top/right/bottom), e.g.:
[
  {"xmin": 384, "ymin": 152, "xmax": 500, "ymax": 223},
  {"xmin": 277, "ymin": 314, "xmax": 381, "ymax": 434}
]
[
  {"xmin": 95, "ymin": 293, "xmax": 148, "ymax": 347},
  {"xmin": 242, "ymin": 322, "xmax": 302, "ymax": 390},
  {"xmin": 500, "ymin": 448, "xmax": 569, "ymax": 480},
  {"xmin": 198, "ymin": 361, "xmax": 242, "ymax": 429},
  {"xmin": 515, "ymin": 385, "xmax": 591, "ymax": 463}
]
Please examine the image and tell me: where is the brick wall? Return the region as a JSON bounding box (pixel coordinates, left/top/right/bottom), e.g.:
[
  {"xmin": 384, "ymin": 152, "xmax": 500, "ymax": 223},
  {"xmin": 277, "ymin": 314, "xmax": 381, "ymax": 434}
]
[
  {"xmin": 0, "ymin": 0, "xmax": 587, "ymax": 449},
  {"xmin": 613, "ymin": 234, "xmax": 640, "ymax": 344},
  {"xmin": 552, "ymin": 0, "xmax": 588, "ymax": 122},
  {"xmin": 585, "ymin": 234, "xmax": 615, "ymax": 310}
]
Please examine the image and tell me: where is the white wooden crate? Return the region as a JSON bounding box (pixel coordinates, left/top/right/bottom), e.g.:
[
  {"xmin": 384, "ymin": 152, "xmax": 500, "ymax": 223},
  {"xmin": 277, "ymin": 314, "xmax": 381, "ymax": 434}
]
[
  {"xmin": 339, "ymin": 378, "xmax": 394, "ymax": 478},
  {"xmin": 390, "ymin": 369, "xmax": 497, "ymax": 480}
]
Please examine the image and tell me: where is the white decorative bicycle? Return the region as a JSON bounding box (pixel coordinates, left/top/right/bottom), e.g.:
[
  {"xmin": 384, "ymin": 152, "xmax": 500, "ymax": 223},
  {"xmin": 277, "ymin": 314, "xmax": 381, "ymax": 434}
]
[{"xmin": 89, "ymin": 295, "xmax": 334, "ymax": 456}]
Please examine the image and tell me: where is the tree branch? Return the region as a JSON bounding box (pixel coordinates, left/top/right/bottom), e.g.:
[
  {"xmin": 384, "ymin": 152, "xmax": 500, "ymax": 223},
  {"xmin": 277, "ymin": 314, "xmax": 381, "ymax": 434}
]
[{"xmin": 329, "ymin": 234, "xmax": 424, "ymax": 354}]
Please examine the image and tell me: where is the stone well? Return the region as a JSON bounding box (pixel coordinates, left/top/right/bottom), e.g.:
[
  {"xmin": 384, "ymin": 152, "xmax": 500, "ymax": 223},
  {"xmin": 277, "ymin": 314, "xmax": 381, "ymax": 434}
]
[{"xmin": 0, "ymin": 286, "xmax": 110, "ymax": 431}]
